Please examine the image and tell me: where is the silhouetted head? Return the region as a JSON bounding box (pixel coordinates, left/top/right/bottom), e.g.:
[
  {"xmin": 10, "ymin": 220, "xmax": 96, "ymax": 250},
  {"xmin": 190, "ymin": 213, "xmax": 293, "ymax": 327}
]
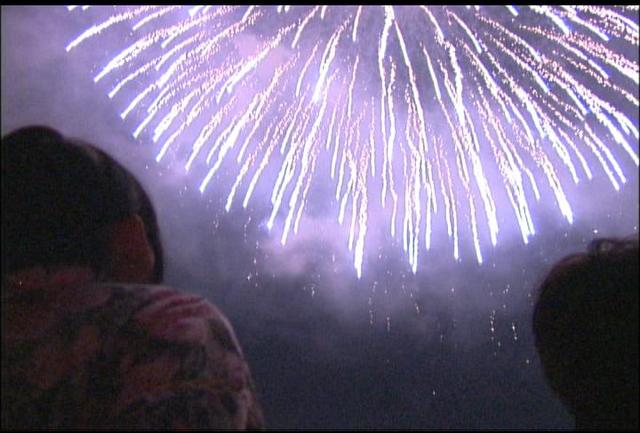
[
  {"xmin": 533, "ymin": 237, "xmax": 639, "ymax": 430},
  {"xmin": 81, "ymin": 144, "xmax": 164, "ymax": 283},
  {"xmin": 1, "ymin": 125, "xmax": 164, "ymax": 285}
]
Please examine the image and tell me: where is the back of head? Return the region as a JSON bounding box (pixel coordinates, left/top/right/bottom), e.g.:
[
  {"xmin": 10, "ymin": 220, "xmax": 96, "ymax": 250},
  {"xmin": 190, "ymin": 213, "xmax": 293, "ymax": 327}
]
[
  {"xmin": 82, "ymin": 145, "xmax": 164, "ymax": 283},
  {"xmin": 533, "ymin": 237, "xmax": 639, "ymax": 430},
  {"xmin": 1, "ymin": 125, "xmax": 163, "ymax": 283}
]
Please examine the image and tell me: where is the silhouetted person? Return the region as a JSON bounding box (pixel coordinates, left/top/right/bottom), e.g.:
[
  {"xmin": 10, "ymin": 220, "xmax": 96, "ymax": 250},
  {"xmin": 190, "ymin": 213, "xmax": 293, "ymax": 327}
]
[
  {"xmin": 1, "ymin": 126, "xmax": 264, "ymax": 429},
  {"xmin": 533, "ymin": 237, "xmax": 639, "ymax": 430}
]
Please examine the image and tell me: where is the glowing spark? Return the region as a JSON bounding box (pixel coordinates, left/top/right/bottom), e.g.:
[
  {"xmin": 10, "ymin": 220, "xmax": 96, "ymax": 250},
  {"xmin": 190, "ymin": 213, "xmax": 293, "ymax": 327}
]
[{"xmin": 66, "ymin": 6, "xmax": 639, "ymax": 276}]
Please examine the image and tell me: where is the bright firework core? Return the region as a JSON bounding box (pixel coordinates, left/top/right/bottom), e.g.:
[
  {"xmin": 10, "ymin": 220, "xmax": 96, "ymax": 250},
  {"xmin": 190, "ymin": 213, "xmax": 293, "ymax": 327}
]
[{"xmin": 65, "ymin": 6, "xmax": 639, "ymax": 277}]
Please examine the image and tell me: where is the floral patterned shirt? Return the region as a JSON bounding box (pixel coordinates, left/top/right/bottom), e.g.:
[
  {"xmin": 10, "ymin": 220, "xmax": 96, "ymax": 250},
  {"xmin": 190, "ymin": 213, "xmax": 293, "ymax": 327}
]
[{"xmin": 2, "ymin": 275, "xmax": 264, "ymax": 430}]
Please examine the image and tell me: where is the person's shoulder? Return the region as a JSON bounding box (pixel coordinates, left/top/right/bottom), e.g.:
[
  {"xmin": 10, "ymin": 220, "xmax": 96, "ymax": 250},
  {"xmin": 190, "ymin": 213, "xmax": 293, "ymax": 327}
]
[
  {"xmin": 100, "ymin": 283, "xmax": 242, "ymax": 352},
  {"xmin": 94, "ymin": 284, "xmax": 263, "ymax": 429}
]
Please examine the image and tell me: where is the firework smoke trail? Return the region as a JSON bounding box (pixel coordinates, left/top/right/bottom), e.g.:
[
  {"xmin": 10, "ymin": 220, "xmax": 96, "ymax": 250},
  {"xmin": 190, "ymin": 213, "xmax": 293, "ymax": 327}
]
[{"xmin": 66, "ymin": 6, "xmax": 639, "ymax": 277}]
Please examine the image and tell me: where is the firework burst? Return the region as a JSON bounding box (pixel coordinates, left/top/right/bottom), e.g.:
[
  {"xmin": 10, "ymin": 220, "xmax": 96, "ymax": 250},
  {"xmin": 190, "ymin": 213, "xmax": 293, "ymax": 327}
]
[{"xmin": 66, "ymin": 5, "xmax": 639, "ymax": 277}]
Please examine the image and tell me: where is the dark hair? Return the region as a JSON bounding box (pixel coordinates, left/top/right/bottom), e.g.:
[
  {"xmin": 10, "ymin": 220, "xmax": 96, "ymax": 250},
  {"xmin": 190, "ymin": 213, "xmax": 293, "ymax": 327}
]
[
  {"xmin": 1, "ymin": 125, "xmax": 164, "ymax": 283},
  {"xmin": 532, "ymin": 237, "xmax": 639, "ymax": 429},
  {"xmin": 80, "ymin": 144, "xmax": 164, "ymax": 283}
]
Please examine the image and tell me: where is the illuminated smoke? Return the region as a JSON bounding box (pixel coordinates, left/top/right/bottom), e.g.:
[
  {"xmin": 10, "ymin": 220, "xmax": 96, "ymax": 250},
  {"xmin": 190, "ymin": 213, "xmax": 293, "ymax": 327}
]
[{"xmin": 66, "ymin": 6, "xmax": 639, "ymax": 277}]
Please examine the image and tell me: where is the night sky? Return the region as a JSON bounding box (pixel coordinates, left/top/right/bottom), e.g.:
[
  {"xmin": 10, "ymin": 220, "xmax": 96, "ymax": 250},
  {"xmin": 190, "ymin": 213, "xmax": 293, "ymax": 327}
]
[{"xmin": 2, "ymin": 6, "xmax": 638, "ymax": 429}]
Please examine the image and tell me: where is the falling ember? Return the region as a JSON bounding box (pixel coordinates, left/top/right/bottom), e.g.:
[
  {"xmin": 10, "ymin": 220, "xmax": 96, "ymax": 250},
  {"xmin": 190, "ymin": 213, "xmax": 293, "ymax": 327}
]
[{"xmin": 66, "ymin": 6, "xmax": 639, "ymax": 277}]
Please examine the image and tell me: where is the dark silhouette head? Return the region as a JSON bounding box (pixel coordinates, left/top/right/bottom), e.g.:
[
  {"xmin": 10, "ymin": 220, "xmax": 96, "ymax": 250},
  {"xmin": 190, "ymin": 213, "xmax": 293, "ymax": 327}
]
[
  {"xmin": 79, "ymin": 144, "xmax": 164, "ymax": 283},
  {"xmin": 533, "ymin": 237, "xmax": 639, "ymax": 430},
  {"xmin": 1, "ymin": 125, "xmax": 163, "ymax": 284}
]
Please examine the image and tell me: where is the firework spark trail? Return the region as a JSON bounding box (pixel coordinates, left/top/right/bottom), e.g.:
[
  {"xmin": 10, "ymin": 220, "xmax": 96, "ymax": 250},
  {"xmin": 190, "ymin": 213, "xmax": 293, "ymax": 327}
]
[
  {"xmin": 243, "ymin": 108, "xmax": 290, "ymax": 208},
  {"xmin": 66, "ymin": 6, "xmax": 151, "ymax": 52},
  {"xmin": 478, "ymin": 46, "xmax": 577, "ymax": 223},
  {"xmin": 282, "ymin": 70, "xmax": 336, "ymax": 245},
  {"xmin": 227, "ymin": 120, "xmax": 275, "ymax": 212},
  {"xmin": 475, "ymin": 86, "xmax": 535, "ymax": 244},
  {"xmin": 394, "ymin": 21, "xmax": 436, "ymax": 241},
  {"xmin": 296, "ymin": 42, "xmax": 320, "ymax": 97},
  {"xmin": 66, "ymin": 6, "xmax": 639, "ymax": 277},
  {"xmin": 313, "ymin": 20, "xmax": 347, "ymax": 103},
  {"xmin": 379, "ymin": 5, "xmax": 394, "ymax": 210},
  {"xmin": 385, "ymin": 61, "xmax": 399, "ymax": 240},
  {"xmin": 352, "ymin": 6, "xmax": 363, "ymax": 42},
  {"xmin": 330, "ymin": 91, "xmax": 347, "ymax": 180},
  {"xmin": 368, "ymin": 98, "xmax": 376, "ymax": 178},
  {"xmin": 291, "ymin": 6, "xmax": 319, "ymax": 49}
]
